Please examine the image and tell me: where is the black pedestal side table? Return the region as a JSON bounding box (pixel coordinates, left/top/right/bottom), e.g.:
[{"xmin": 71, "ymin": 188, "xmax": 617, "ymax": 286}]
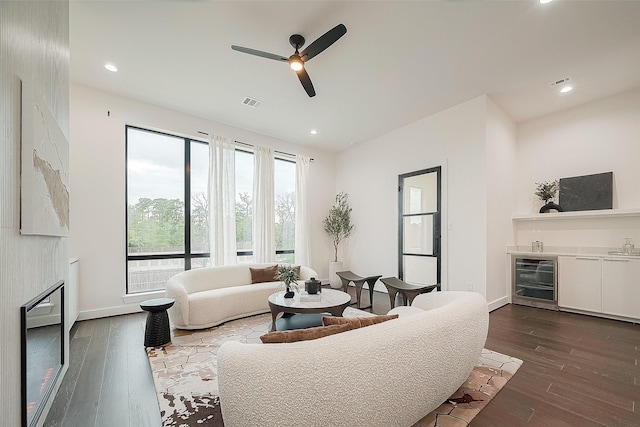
[{"xmin": 140, "ymin": 297, "xmax": 175, "ymax": 347}]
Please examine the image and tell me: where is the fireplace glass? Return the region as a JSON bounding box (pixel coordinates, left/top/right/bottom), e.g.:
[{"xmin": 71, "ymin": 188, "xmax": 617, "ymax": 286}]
[{"xmin": 21, "ymin": 280, "xmax": 65, "ymax": 427}]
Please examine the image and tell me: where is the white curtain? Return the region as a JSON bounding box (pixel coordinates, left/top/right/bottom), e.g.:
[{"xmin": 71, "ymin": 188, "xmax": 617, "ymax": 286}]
[
  {"xmin": 208, "ymin": 135, "xmax": 237, "ymax": 266},
  {"xmin": 252, "ymin": 146, "xmax": 275, "ymax": 263},
  {"xmin": 295, "ymin": 155, "xmax": 311, "ymax": 266}
]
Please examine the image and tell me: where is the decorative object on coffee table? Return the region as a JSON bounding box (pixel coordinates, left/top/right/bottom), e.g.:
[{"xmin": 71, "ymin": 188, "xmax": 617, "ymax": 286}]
[
  {"xmin": 140, "ymin": 297, "xmax": 175, "ymax": 347},
  {"xmin": 335, "ymin": 270, "xmax": 381, "ymax": 309},
  {"xmin": 535, "ymin": 179, "xmax": 563, "ymax": 213},
  {"xmin": 323, "ymin": 192, "xmax": 354, "ymax": 288},
  {"xmin": 304, "ymin": 277, "xmax": 321, "ymax": 294},
  {"xmin": 276, "ymin": 264, "xmax": 299, "ymax": 298},
  {"xmin": 380, "ymin": 277, "xmax": 438, "ymax": 308}
]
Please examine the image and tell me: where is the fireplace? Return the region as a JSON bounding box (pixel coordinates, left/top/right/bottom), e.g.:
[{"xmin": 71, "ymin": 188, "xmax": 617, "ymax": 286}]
[{"xmin": 21, "ymin": 280, "xmax": 65, "ymax": 427}]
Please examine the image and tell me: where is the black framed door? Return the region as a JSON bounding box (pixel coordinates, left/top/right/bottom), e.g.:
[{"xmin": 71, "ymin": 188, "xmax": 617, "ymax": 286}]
[{"xmin": 398, "ymin": 166, "xmax": 441, "ymax": 288}]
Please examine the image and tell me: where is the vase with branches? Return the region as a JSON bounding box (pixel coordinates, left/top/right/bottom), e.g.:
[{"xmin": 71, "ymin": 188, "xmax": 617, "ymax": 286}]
[
  {"xmin": 276, "ymin": 264, "xmax": 299, "ymax": 298},
  {"xmin": 323, "ymin": 192, "xmax": 354, "ymax": 288},
  {"xmin": 535, "ymin": 180, "xmax": 563, "ymax": 213}
]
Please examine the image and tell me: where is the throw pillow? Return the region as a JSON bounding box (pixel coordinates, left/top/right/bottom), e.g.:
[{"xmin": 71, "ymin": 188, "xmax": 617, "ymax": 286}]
[
  {"xmin": 292, "ymin": 265, "xmax": 301, "ymax": 278},
  {"xmin": 260, "ymin": 323, "xmax": 354, "ymax": 344},
  {"xmin": 249, "ymin": 265, "xmax": 278, "ymax": 284},
  {"xmin": 322, "ymin": 314, "xmax": 399, "ymax": 328}
]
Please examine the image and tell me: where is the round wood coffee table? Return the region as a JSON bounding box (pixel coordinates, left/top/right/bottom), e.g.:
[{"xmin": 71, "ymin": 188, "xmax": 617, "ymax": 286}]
[{"xmin": 268, "ymin": 289, "xmax": 351, "ymax": 331}]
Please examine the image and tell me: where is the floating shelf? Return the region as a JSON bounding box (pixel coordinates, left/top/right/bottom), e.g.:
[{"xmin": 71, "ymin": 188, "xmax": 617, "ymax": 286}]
[{"xmin": 512, "ymin": 208, "xmax": 640, "ymax": 221}]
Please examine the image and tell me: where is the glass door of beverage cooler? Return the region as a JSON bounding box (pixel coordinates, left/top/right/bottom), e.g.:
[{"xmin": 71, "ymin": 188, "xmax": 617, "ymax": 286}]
[{"xmin": 512, "ymin": 256, "xmax": 558, "ymax": 310}]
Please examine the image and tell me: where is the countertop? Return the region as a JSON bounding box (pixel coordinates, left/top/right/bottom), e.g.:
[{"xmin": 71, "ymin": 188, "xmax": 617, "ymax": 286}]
[{"xmin": 506, "ymin": 246, "xmax": 640, "ymax": 258}]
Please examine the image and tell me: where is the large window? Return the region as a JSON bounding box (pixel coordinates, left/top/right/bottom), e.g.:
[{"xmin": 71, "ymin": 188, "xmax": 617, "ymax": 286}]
[
  {"xmin": 126, "ymin": 127, "xmax": 208, "ymax": 293},
  {"xmin": 234, "ymin": 149, "xmax": 296, "ymax": 263},
  {"xmin": 126, "ymin": 126, "xmax": 296, "ymax": 293},
  {"xmin": 274, "ymin": 158, "xmax": 296, "ymax": 262}
]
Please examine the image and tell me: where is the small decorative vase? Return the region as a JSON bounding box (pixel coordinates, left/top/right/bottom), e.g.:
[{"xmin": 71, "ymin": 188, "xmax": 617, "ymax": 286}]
[
  {"xmin": 305, "ymin": 277, "xmax": 321, "ymax": 294},
  {"xmin": 539, "ymin": 201, "xmax": 563, "ymax": 213},
  {"xmin": 284, "ymin": 285, "xmax": 295, "ymax": 299}
]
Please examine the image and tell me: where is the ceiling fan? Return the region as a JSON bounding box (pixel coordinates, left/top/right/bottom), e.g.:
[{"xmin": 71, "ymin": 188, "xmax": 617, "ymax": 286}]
[{"xmin": 231, "ymin": 23, "xmax": 347, "ymax": 97}]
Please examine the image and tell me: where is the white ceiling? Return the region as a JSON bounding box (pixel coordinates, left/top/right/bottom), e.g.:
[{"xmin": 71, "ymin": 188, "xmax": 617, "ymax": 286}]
[{"xmin": 70, "ymin": 1, "xmax": 640, "ymax": 152}]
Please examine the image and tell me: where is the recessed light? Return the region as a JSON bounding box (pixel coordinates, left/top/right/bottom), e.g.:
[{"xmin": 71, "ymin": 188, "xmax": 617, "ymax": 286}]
[
  {"xmin": 540, "ymin": 0, "xmax": 553, "ymax": 4},
  {"xmin": 560, "ymin": 86, "xmax": 573, "ymax": 93},
  {"xmin": 105, "ymin": 63, "xmax": 118, "ymax": 72},
  {"xmin": 310, "ymin": 130, "xmax": 318, "ymax": 135}
]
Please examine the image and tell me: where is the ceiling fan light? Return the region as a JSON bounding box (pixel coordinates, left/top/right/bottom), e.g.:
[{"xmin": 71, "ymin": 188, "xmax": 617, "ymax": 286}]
[{"xmin": 289, "ymin": 54, "xmax": 303, "ymax": 71}]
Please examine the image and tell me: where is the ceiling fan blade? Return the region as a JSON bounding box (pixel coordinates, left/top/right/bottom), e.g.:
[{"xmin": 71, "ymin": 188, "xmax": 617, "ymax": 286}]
[
  {"xmin": 231, "ymin": 45, "xmax": 288, "ymax": 62},
  {"xmin": 296, "ymin": 68, "xmax": 316, "ymax": 97},
  {"xmin": 300, "ymin": 23, "xmax": 347, "ymax": 62}
]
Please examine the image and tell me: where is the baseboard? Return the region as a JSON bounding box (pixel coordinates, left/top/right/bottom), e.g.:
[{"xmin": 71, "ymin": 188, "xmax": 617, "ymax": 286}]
[
  {"xmin": 559, "ymin": 307, "xmax": 640, "ymax": 325},
  {"xmin": 487, "ymin": 296, "xmax": 509, "ymax": 312},
  {"xmin": 78, "ymin": 289, "xmax": 506, "ymax": 320},
  {"xmin": 77, "ymin": 304, "xmax": 143, "ymax": 321}
]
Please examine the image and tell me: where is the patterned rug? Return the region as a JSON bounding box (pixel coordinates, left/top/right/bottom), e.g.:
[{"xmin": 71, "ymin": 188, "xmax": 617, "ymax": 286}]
[{"xmin": 146, "ymin": 308, "xmax": 522, "ymax": 427}]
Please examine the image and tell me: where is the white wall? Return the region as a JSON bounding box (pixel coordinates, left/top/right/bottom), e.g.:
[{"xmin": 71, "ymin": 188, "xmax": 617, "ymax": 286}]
[
  {"xmin": 0, "ymin": 2, "xmax": 70, "ymax": 425},
  {"xmin": 70, "ymin": 84, "xmax": 336, "ymax": 319},
  {"xmin": 516, "ymin": 88, "xmax": 640, "ymax": 214},
  {"xmin": 515, "ymin": 88, "xmax": 640, "ymax": 249},
  {"xmin": 336, "ymin": 96, "xmax": 494, "ymax": 298},
  {"xmin": 329, "ymin": 87, "xmax": 640, "ymax": 311},
  {"xmin": 485, "ymin": 98, "xmax": 517, "ymax": 307}
]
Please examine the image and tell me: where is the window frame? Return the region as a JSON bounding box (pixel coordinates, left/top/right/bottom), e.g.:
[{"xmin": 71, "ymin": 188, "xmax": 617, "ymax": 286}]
[
  {"xmin": 125, "ymin": 126, "xmax": 296, "ymax": 294},
  {"xmin": 125, "ymin": 126, "xmax": 209, "ymax": 294}
]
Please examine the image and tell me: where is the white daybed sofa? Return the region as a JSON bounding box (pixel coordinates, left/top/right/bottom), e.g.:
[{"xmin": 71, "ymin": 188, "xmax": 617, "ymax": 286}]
[
  {"xmin": 217, "ymin": 291, "xmax": 489, "ymax": 427},
  {"xmin": 165, "ymin": 263, "xmax": 317, "ymax": 330}
]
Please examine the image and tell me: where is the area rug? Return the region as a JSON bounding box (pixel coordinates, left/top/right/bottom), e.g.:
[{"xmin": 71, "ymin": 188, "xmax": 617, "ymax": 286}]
[{"xmin": 146, "ymin": 308, "xmax": 522, "ymax": 427}]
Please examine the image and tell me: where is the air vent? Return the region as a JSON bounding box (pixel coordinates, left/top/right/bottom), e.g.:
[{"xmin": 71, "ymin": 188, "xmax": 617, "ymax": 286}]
[
  {"xmin": 549, "ymin": 77, "xmax": 571, "ymax": 87},
  {"xmin": 241, "ymin": 97, "xmax": 263, "ymax": 108}
]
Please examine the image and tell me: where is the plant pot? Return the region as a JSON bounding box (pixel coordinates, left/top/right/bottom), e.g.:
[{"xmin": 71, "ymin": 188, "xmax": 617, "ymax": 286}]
[
  {"xmin": 328, "ymin": 261, "xmax": 343, "ymax": 289},
  {"xmin": 284, "ymin": 286, "xmax": 295, "ymax": 298},
  {"xmin": 539, "ymin": 201, "xmax": 563, "ymax": 213}
]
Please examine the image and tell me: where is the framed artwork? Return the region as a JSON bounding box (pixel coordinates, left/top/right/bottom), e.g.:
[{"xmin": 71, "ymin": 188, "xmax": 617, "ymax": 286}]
[
  {"xmin": 559, "ymin": 171, "xmax": 613, "ymax": 212},
  {"xmin": 20, "ymin": 81, "xmax": 69, "ymax": 237}
]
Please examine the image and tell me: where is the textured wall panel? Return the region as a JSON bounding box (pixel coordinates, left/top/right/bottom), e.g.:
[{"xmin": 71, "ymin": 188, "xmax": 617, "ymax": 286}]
[{"xmin": 0, "ymin": 1, "xmax": 70, "ymax": 426}]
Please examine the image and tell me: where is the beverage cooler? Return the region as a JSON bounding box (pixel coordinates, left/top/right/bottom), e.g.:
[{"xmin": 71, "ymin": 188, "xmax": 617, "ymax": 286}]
[{"xmin": 511, "ymin": 255, "xmax": 558, "ymax": 310}]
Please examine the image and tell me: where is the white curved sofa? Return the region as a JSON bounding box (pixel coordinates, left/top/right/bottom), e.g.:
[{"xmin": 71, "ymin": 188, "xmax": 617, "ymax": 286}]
[
  {"xmin": 165, "ymin": 263, "xmax": 317, "ymax": 330},
  {"xmin": 217, "ymin": 291, "xmax": 489, "ymax": 427}
]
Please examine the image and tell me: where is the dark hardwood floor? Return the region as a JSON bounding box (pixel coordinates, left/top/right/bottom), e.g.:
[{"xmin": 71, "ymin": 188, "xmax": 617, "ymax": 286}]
[
  {"xmin": 474, "ymin": 304, "xmax": 639, "ymax": 427},
  {"xmin": 45, "ymin": 312, "xmax": 161, "ymax": 426},
  {"xmin": 45, "ymin": 290, "xmax": 639, "ymax": 426}
]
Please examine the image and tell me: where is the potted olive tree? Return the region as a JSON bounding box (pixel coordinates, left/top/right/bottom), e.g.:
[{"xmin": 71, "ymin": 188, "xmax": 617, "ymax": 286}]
[{"xmin": 323, "ymin": 192, "xmax": 354, "ymax": 288}]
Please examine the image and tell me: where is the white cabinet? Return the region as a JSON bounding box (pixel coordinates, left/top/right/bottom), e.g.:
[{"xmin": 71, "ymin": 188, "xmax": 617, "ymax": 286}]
[
  {"xmin": 602, "ymin": 258, "xmax": 640, "ymax": 319},
  {"xmin": 558, "ymin": 256, "xmax": 602, "ymax": 312},
  {"xmin": 558, "ymin": 255, "xmax": 640, "ymax": 321}
]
